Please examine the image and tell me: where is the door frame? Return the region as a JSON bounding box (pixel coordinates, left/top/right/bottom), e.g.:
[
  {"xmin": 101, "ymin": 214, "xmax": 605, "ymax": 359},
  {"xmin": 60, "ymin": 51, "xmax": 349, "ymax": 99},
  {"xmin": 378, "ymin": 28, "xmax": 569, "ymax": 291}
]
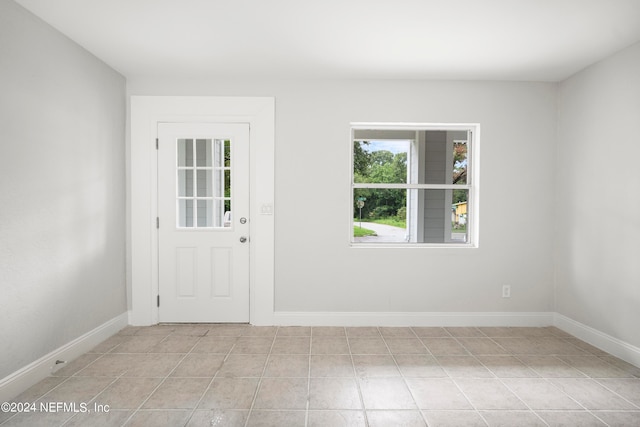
[{"xmin": 130, "ymin": 96, "xmax": 275, "ymax": 326}]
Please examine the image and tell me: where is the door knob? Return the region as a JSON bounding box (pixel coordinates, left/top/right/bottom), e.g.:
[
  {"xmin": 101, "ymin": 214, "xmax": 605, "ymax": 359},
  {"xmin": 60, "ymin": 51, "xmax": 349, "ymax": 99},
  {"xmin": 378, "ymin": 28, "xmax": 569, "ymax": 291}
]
[
  {"xmin": 239, "ymin": 217, "xmax": 247, "ymax": 224},
  {"xmin": 239, "ymin": 236, "xmax": 247, "ymax": 243}
]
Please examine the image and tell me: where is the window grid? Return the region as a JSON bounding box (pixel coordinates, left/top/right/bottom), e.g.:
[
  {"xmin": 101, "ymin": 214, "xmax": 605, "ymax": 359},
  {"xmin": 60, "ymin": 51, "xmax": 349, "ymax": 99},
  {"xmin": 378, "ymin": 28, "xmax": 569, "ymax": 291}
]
[{"xmin": 176, "ymin": 138, "xmax": 231, "ymax": 228}]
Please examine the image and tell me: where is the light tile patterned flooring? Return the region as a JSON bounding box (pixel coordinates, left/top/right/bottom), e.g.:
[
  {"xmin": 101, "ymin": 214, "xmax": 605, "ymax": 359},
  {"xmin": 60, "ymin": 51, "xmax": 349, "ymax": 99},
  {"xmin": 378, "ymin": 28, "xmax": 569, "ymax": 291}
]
[{"xmin": 2, "ymin": 325, "xmax": 640, "ymax": 426}]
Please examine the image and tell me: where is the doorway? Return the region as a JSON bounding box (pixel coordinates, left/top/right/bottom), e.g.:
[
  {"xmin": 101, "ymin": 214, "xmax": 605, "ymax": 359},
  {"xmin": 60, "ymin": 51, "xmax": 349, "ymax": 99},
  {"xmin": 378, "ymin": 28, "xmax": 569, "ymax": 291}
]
[{"xmin": 129, "ymin": 96, "xmax": 275, "ymax": 326}]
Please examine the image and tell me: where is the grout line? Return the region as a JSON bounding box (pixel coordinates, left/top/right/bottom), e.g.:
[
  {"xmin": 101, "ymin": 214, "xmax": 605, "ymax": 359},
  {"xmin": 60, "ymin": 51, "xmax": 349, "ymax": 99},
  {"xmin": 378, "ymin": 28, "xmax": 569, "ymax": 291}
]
[
  {"xmin": 242, "ymin": 327, "xmax": 279, "ymax": 427},
  {"xmin": 305, "ymin": 330, "xmax": 313, "ymax": 427},
  {"xmin": 345, "ymin": 327, "xmax": 369, "ymax": 427},
  {"xmin": 592, "ymin": 378, "xmax": 640, "ymax": 411},
  {"xmin": 379, "ymin": 326, "xmax": 431, "ymax": 426},
  {"xmin": 183, "ymin": 332, "xmax": 237, "ymax": 426}
]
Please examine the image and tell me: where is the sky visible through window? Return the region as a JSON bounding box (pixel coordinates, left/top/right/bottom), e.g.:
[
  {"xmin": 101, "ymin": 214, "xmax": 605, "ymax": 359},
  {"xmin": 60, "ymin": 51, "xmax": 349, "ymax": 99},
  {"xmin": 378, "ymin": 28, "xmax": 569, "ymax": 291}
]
[{"xmin": 361, "ymin": 140, "xmax": 409, "ymax": 155}]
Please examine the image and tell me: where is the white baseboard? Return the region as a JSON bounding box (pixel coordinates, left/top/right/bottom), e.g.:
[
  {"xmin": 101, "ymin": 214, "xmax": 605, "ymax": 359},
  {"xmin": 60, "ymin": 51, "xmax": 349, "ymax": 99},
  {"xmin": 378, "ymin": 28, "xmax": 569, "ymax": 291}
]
[
  {"xmin": 0, "ymin": 312, "xmax": 128, "ymax": 402},
  {"xmin": 272, "ymin": 311, "xmax": 555, "ymax": 327},
  {"xmin": 554, "ymin": 313, "xmax": 640, "ymax": 368}
]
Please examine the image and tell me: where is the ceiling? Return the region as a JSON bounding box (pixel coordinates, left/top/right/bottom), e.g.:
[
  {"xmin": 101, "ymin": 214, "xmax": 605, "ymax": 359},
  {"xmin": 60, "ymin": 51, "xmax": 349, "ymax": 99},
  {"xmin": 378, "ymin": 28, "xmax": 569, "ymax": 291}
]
[{"xmin": 14, "ymin": 0, "xmax": 640, "ymax": 81}]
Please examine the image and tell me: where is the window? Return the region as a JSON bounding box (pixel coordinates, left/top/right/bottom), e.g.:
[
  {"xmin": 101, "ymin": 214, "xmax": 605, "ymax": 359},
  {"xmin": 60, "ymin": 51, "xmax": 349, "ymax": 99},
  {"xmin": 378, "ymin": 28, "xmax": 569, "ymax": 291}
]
[
  {"xmin": 177, "ymin": 138, "xmax": 231, "ymax": 228},
  {"xmin": 351, "ymin": 124, "xmax": 479, "ymax": 246}
]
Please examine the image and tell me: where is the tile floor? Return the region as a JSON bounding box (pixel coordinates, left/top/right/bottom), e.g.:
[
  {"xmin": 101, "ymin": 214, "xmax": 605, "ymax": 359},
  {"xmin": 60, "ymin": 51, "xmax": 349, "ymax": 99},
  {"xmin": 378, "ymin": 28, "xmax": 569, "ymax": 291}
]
[{"xmin": 2, "ymin": 325, "xmax": 640, "ymax": 426}]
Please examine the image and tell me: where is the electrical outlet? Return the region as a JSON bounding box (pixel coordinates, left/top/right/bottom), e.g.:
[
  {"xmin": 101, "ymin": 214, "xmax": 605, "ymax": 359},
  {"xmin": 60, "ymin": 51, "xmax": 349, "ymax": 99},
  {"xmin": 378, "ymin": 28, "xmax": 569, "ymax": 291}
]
[{"xmin": 502, "ymin": 285, "xmax": 511, "ymax": 298}]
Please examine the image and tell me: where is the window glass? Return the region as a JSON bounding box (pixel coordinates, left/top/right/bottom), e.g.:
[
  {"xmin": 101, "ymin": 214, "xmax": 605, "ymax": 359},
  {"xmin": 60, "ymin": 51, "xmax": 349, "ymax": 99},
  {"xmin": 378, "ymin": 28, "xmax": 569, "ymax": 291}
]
[
  {"xmin": 178, "ymin": 138, "xmax": 193, "ymax": 167},
  {"xmin": 178, "ymin": 169, "xmax": 193, "ymax": 197},
  {"xmin": 195, "ymin": 139, "xmax": 212, "ymax": 167},
  {"xmin": 353, "ymin": 140, "xmax": 409, "ymax": 184},
  {"xmin": 176, "ymin": 138, "xmax": 232, "ymax": 228},
  {"xmin": 351, "ymin": 126, "xmax": 476, "ymax": 246}
]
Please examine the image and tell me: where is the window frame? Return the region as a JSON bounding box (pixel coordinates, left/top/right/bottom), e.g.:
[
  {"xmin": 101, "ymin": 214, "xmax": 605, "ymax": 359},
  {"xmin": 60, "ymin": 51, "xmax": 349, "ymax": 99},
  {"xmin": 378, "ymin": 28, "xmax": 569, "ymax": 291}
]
[{"xmin": 349, "ymin": 122, "xmax": 480, "ymax": 248}]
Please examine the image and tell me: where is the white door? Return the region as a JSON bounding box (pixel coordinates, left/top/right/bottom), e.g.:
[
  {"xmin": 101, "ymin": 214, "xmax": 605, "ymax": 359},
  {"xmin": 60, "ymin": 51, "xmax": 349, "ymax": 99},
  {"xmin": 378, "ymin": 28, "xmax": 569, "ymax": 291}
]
[{"xmin": 157, "ymin": 123, "xmax": 250, "ymax": 323}]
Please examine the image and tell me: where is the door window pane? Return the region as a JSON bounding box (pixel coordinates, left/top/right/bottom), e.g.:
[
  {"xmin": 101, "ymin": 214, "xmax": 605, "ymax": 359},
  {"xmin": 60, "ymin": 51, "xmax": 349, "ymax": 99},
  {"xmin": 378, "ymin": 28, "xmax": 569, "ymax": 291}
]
[
  {"xmin": 178, "ymin": 199, "xmax": 194, "ymax": 227},
  {"xmin": 213, "ymin": 169, "xmax": 232, "ymax": 198},
  {"xmin": 214, "ymin": 140, "xmax": 223, "ymax": 167},
  {"xmin": 178, "ymin": 139, "xmax": 193, "ymax": 167},
  {"xmin": 197, "ymin": 170, "xmax": 212, "ymax": 197},
  {"xmin": 197, "ymin": 200, "xmax": 213, "ymax": 227},
  {"xmin": 224, "ymin": 140, "xmax": 231, "ymax": 167},
  {"xmin": 214, "ymin": 199, "xmax": 225, "ymax": 228},
  {"xmin": 178, "ymin": 170, "xmax": 193, "ymax": 197},
  {"xmin": 224, "ymin": 170, "xmax": 231, "ymax": 198},
  {"xmin": 196, "ymin": 139, "xmax": 212, "ymax": 167}
]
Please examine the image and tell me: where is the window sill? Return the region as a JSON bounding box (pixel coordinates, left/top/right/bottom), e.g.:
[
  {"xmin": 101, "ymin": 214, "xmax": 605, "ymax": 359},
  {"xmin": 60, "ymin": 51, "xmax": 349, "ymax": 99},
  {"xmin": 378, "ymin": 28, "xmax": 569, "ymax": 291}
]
[{"xmin": 349, "ymin": 242, "xmax": 478, "ymax": 249}]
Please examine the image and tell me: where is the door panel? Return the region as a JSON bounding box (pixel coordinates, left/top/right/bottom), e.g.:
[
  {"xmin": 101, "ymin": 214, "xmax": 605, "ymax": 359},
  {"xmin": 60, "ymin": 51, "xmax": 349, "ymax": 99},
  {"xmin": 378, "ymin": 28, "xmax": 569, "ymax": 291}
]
[{"xmin": 158, "ymin": 123, "xmax": 249, "ymax": 323}]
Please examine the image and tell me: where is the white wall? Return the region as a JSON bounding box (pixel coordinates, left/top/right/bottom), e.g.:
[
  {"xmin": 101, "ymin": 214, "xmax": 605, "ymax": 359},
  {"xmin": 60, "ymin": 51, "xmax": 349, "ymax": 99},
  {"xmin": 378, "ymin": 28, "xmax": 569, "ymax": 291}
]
[
  {"xmin": 128, "ymin": 78, "xmax": 557, "ymax": 315},
  {"xmin": 556, "ymin": 42, "xmax": 640, "ymax": 348},
  {"xmin": 0, "ymin": 1, "xmax": 126, "ymax": 379}
]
